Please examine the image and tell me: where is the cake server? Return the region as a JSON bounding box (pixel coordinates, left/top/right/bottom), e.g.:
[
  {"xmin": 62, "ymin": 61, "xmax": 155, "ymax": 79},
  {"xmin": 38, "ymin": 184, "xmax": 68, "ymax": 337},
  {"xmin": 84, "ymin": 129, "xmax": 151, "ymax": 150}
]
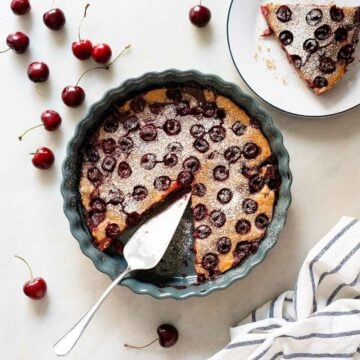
[{"xmin": 53, "ymin": 192, "xmax": 191, "ymax": 356}]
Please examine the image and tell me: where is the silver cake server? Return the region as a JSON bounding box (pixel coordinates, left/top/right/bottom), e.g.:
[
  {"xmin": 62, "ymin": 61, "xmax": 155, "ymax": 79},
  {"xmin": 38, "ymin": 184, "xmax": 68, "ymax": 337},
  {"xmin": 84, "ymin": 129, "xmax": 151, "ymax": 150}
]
[{"xmin": 53, "ymin": 192, "xmax": 191, "ymax": 356}]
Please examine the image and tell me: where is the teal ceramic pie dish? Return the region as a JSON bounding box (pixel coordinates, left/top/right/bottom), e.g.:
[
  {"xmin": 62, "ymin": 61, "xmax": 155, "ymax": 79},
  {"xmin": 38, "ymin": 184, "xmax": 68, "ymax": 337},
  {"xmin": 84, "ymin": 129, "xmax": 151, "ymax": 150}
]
[{"xmin": 61, "ymin": 69, "xmax": 292, "ymax": 300}]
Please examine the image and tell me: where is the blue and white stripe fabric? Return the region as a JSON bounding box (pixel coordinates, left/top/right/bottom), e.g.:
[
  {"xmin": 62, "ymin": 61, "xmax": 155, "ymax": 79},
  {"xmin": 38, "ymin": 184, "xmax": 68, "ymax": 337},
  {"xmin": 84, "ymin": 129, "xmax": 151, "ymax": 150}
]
[{"xmin": 209, "ymin": 217, "xmax": 360, "ymax": 360}]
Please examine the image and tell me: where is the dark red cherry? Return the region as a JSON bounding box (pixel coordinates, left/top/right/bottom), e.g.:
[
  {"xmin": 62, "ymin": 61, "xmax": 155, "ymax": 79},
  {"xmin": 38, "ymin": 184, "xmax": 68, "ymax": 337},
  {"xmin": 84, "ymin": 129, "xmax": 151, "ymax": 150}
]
[
  {"xmin": 242, "ymin": 199, "xmax": 258, "ymax": 214},
  {"xmin": 150, "ymin": 102, "xmax": 163, "ymax": 115},
  {"xmin": 132, "ymin": 186, "xmax": 148, "ymax": 201},
  {"xmin": 167, "ymin": 141, "xmax": 183, "ymax": 154},
  {"xmin": 31, "ymin": 147, "xmax": 55, "ymax": 170},
  {"xmin": 141, "ymin": 153, "xmax": 157, "ymax": 170},
  {"xmin": 303, "ymin": 38, "xmax": 319, "ymax": 53},
  {"xmin": 306, "ymin": 8, "xmax": 323, "ymax": 26},
  {"xmin": 313, "ymin": 76, "xmax": 328, "ymax": 89},
  {"xmin": 243, "ymin": 142, "xmax": 260, "ymax": 159},
  {"xmin": 15, "ymin": 255, "xmax": 47, "ymax": 300},
  {"xmin": 62, "ymin": 86, "xmax": 85, "ymax": 107},
  {"xmin": 315, "ymin": 24, "xmax": 331, "ymax": 40},
  {"xmin": 101, "ymin": 138, "xmax": 116, "ymax": 154},
  {"xmin": 189, "ymin": 5, "xmax": 211, "ymax": 28},
  {"xmin": 154, "ymin": 176, "xmax": 171, "ymax": 191},
  {"xmin": 217, "ymin": 237, "xmax": 232, "ymax": 254},
  {"xmin": 177, "ymin": 171, "xmax": 194, "ymax": 187},
  {"xmin": 103, "ymin": 114, "xmax": 119, "ymax": 133},
  {"xmin": 279, "ymin": 30, "xmax": 293, "ymax": 45},
  {"xmin": 118, "ymin": 161, "xmax": 132, "ymax": 178},
  {"xmin": 43, "ymin": 8, "xmax": 66, "ymax": 30},
  {"xmin": 330, "ymin": 5, "xmax": 344, "ymax": 22},
  {"xmin": 190, "ymin": 124, "xmax": 205, "ymax": 138},
  {"xmin": 213, "ymin": 165, "xmax": 229, "ymax": 181},
  {"xmin": 224, "ymin": 146, "xmax": 241, "ymax": 163},
  {"xmin": 291, "ymin": 55, "xmax": 302, "ymax": 69},
  {"xmin": 126, "ymin": 212, "xmax": 140, "ymax": 226},
  {"xmin": 337, "ymin": 44, "xmax": 355, "ymax": 63},
  {"xmin": 91, "ymin": 198, "xmax": 106, "ymax": 213},
  {"xmin": 163, "ymin": 153, "xmax": 178, "ymax": 167},
  {"xmin": 249, "ymin": 175, "xmax": 265, "ymax": 193},
  {"xmin": 92, "ymin": 43, "xmax": 112, "ymax": 64},
  {"xmin": 106, "ymin": 223, "xmax": 121, "ymax": 239},
  {"xmin": 41, "ymin": 110, "xmax": 62, "ymax": 131},
  {"xmin": 201, "ymin": 253, "xmax": 218, "ymax": 270},
  {"xmin": 140, "ymin": 124, "xmax": 157, "ymax": 142},
  {"xmin": 193, "ymin": 138, "xmax": 209, "ymax": 153},
  {"xmin": 118, "ymin": 137, "xmax": 134, "ymax": 154},
  {"xmin": 202, "ymin": 102, "xmax": 216, "ymax": 118},
  {"xmin": 11, "ymin": 0, "xmax": 30, "ymax": 15},
  {"xmin": 232, "ymin": 121, "xmax": 246, "ymax": 136},
  {"xmin": 192, "ymin": 183, "xmax": 206, "ymax": 197},
  {"xmin": 209, "ymin": 126, "xmax": 226, "ymax": 142},
  {"xmin": 101, "ymin": 156, "xmax": 116, "ymax": 172},
  {"xmin": 276, "ymin": 5, "xmax": 292, "ymax": 22},
  {"xmin": 157, "ymin": 324, "xmax": 179, "ymax": 348},
  {"xmin": 177, "ymin": 102, "xmax": 190, "ymax": 116},
  {"xmin": 85, "ymin": 145, "xmax": 100, "ymax": 163},
  {"xmin": 194, "ymin": 225, "xmax": 212, "ymax": 239},
  {"xmin": 72, "ymin": 40, "xmax": 93, "ymax": 60},
  {"xmin": 163, "ymin": 119, "xmax": 181, "ymax": 136},
  {"xmin": 87, "ymin": 167, "xmax": 102, "ymax": 183},
  {"xmin": 234, "ymin": 241, "xmax": 259, "ymax": 265},
  {"xmin": 209, "ymin": 210, "xmax": 226, "ymax": 227},
  {"xmin": 6, "ymin": 32, "xmax": 29, "ymax": 54},
  {"xmin": 319, "ymin": 57, "xmax": 336, "ymax": 74},
  {"xmin": 193, "ymin": 203, "xmax": 207, "ymax": 220},
  {"xmin": 130, "ymin": 97, "xmax": 146, "ymax": 113},
  {"xmin": 183, "ymin": 156, "xmax": 200, "ymax": 173},
  {"xmin": 255, "ymin": 214, "xmax": 269, "ymax": 229},
  {"xmin": 335, "ymin": 27, "xmax": 348, "ymax": 42},
  {"xmin": 123, "ymin": 115, "xmax": 139, "ymax": 131},
  {"xmin": 235, "ymin": 219, "xmax": 251, "ymax": 235},
  {"xmin": 217, "ymin": 188, "xmax": 232, "ymax": 204},
  {"xmin": 28, "ymin": 62, "xmax": 50, "ymax": 83}
]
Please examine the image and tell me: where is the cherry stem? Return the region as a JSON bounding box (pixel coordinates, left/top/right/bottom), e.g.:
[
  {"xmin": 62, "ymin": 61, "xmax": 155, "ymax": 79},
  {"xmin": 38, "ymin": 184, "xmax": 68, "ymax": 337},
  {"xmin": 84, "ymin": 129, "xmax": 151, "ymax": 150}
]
[
  {"xmin": 18, "ymin": 124, "xmax": 43, "ymax": 141},
  {"xmin": 78, "ymin": 3, "xmax": 90, "ymax": 41},
  {"xmin": 124, "ymin": 338, "xmax": 158, "ymax": 349},
  {"xmin": 15, "ymin": 255, "xmax": 34, "ymax": 280},
  {"xmin": 75, "ymin": 44, "xmax": 131, "ymax": 86},
  {"xmin": 0, "ymin": 48, "xmax": 11, "ymax": 54}
]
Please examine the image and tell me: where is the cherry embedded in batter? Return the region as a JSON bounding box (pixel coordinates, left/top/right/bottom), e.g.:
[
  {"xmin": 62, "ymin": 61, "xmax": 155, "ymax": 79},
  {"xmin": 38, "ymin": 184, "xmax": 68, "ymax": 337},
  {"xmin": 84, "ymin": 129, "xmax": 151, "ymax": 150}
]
[
  {"xmin": 132, "ymin": 186, "xmax": 148, "ymax": 201},
  {"xmin": 201, "ymin": 102, "xmax": 216, "ymax": 118},
  {"xmin": 306, "ymin": 8, "xmax": 323, "ymax": 26},
  {"xmin": 319, "ymin": 57, "xmax": 336, "ymax": 74},
  {"xmin": 154, "ymin": 176, "xmax": 171, "ymax": 191},
  {"xmin": 107, "ymin": 189, "xmax": 125, "ymax": 205},
  {"xmin": 150, "ymin": 102, "xmax": 164, "ymax": 115},
  {"xmin": 217, "ymin": 237, "xmax": 232, "ymax": 254},
  {"xmin": 335, "ymin": 27, "xmax": 348, "ymax": 42},
  {"xmin": 140, "ymin": 124, "xmax": 157, "ymax": 142},
  {"xmin": 242, "ymin": 199, "xmax": 258, "ymax": 214},
  {"xmin": 338, "ymin": 44, "xmax": 355, "ymax": 63},
  {"xmin": 87, "ymin": 166, "xmax": 103, "ymax": 183},
  {"xmin": 123, "ymin": 115, "xmax": 139, "ymax": 131},
  {"xmin": 279, "ymin": 30, "xmax": 294, "ymax": 45},
  {"xmin": 193, "ymin": 138, "xmax": 209, "ymax": 153},
  {"xmin": 118, "ymin": 161, "xmax": 132, "ymax": 178},
  {"xmin": 314, "ymin": 24, "xmax": 331, "ymax": 41},
  {"xmin": 192, "ymin": 183, "xmax": 206, "ymax": 197},
  {"xmin": 193, "ymin": 204, "xmax": 208, "ymax": 221},
  {"xmin": 130, "ymin": 97, "xmax": 146, "ymax": 113},
  {"xmin": 276, "ymin": 5, "xmax": 292, "ymax": 22},
  {"xmin": 190, "ymin": 124, "xmax": 206, "ymax": 138},
  {"xmin": 209, "ymin": 210, "xmax": 226, "ymax": 227},
  {"xmin": 85, "ymin": 145, "xmax": 100, "ymax": 163},
  {"xmin": 101, "ymin": 138, "xmax": 116, "ymax": 154},
  {"xmin": 126, "ymin": 212, "xmax": 140, "ymax": 226},
  {"xmin": 167, "ymin": 141, "xmax": 183, "ymax": 154},
  {"xmin": 101, "ymin": 156, "xmax": 116, "ymax": 172},
  {"xmin": 177, "ymin": 171, "xmax": 194, "ymax": 187},
  {"xmin": 249, "ymin": 175, "xmax": 265, "ymax": 193},
  {"xmin": 232, "ymin": 121, "xmax": 246, "ymax": 136},
  {"xmin": 255, "ymin": 214, "xmax": 269, "ymax": 229},
  {"xmin": 213, "ymin": 165, "xmax": 229, "ymax": 181},
  {"xmin": 163, "ymin": 119, "xmax": 181, "ymax": 136},
  {"xmin": 194, "ymin": 225, "xmax": 212, "ymax": 239},
  {"xmin": 183, "ymin": 156, "xmax": 200, "ymax": 173},
  {"xmin": 330, "ymin": 5, "xmax": 344, "ymax": 22},
  {"xmin": 163, "ymin": 153, "xmax": 178, "ymax": 167},
  {"xmin": 118, "ymin": 137, "xmax": 134, "ymax": 154},
  {"xmin": 217, "ymin": 188, "xmax": 232, "ymax": 204},
  {"xmin": 209, "ymin": 126, "xmax": 226, "ymax": 142},
  {"xmin": 224, "ymin": 146, "xmax": 241, "ymax": 163},
  {"xmin": 235, "ymin": 219, "xmax": 251, "ymax": 235},
  {"xmin": 201, "ymin": 253, "xmax": 218, "ymax": 271},
  {"xmin": 313, "ymin": 76, "xmax": 328, "ymax": 88},
  {"xmin": 104, "ymin": 114, "xmax": 120, "ymax": 133},
  {"xmin": 106, "ymin": 223, "xmax": 121, "ymax": 239},
  {"xmin": 177, "ymin": 102, "xmax": 190, "ymax": 116},
  {"xmin": 291, "ymin": 55, "xmax": 303, "ymax": 69},
  {"xmin": 141, "ymin": 153, "xmax": 157, "ymax": 170},
  {"xmin": 243, "ymin": 142, "xmax": 260, "ymax": 159},
  {"xmin": 303, "ymin": 38, "xmax": 319, "ymax": 53},
  {"xmin": 91, "ymin": 198, "xmax": 106, "ymax": 213}
]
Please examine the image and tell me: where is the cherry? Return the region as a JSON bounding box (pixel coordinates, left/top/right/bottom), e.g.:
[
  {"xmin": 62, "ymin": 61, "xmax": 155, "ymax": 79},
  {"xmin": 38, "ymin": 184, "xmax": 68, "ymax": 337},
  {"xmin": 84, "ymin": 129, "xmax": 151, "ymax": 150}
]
[
  {"xmin": 61, "ymin": 86, "xmax": 85, "ymax": 107},
  {"xmin": 4, "ymin": 32, "xmax": 30, "ymax": 54},
  {"xmin": 92, "ymin": 43, "xmax": 112, "ymax": 64},
  {"xmin": 27, "ymin": 62, "xmax": 50, "ymax": 83},
  {"xmin": 62, "ymin": 44, "xmax": 130, "ymax": 107},
  {"xmin": 15, "ymin": 255, "xmax": 47, "ymax": 300},
  {"xmin": 125, "ymin": 324, "xmax": 178, "ymax": 349},
  {"xmin": 72, "ymin": 4, "xmax": 93, "ymax": 60},
  {"xmin": 11, "ymin": 0, "xmax": 31, "ymax": 15},
  {"xmin": 189, "ymin": 4, "xmax": 211, "ymax": 28},
  {"xmin": 31, "ymin": 147, "xmax": 55, "ymax": 170},
  {"xmin": 43, "ymin": 8, "xmax": 66, "ymax": 31},
  {"xmin": 19, "ymin": 110, "xmax": 62, "ymax": 140}
]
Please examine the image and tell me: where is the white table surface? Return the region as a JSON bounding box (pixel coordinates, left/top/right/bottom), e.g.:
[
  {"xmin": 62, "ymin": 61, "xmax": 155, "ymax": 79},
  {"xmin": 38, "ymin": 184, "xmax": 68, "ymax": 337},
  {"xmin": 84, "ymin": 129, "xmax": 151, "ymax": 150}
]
[{"xmin": 1, "ymin": 1, "xmax": 359, "ymax": 359}]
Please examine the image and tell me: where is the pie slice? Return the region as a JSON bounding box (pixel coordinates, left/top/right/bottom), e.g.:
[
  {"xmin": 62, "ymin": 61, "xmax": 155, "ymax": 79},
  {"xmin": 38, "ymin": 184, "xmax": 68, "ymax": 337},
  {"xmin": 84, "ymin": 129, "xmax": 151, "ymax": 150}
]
[
  {"xmin": 261, "ymin": 3, "xmax": 360, "ymax": 94},
  {"xmin": 79, "ymin": 86, "xmax": 281, "ymax": 281}
]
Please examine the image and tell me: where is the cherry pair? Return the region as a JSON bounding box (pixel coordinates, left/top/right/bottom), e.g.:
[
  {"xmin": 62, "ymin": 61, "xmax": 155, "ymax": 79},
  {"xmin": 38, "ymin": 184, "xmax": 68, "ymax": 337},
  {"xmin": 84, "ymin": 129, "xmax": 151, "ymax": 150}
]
[
  {"xmin": 11, "ymin": 0, "xmax": 66, "ymax": 31},
  {"xmin": 71, "ymin": 5, "xmax": 112, "ymax": 64}
]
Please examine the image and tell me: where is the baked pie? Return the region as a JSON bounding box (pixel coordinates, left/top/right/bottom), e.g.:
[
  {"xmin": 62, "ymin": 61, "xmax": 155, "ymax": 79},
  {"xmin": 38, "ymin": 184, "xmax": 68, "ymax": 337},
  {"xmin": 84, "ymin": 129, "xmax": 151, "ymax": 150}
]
[
  {"xmin": 79, "ymin": 85, "xmax": 281, "ymax": 280},
  {"xmin": 261, "ymin": 4, "xmax": 360, "ymax": 94}
]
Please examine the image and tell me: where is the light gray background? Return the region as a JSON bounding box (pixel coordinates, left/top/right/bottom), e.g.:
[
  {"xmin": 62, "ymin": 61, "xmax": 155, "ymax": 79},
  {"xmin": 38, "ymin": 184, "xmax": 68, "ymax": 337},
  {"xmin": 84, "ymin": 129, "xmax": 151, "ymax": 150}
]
[{"xmin": 1, "ymin": 1, "xmax": 359, "ymax": 359}]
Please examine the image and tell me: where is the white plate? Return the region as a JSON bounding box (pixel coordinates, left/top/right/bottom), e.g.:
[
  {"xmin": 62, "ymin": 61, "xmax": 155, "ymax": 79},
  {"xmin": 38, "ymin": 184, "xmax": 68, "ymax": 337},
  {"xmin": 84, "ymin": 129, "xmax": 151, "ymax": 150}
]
[{"xmin": 227, "ymin": 0, "xmax": 360, "ymax": 117}]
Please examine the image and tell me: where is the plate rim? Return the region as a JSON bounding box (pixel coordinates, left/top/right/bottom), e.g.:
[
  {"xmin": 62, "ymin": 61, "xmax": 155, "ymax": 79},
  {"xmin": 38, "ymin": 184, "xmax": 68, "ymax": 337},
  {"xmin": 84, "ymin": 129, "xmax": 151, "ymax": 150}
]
[
  {"xmin": 226, "ymin": 0, "xmax": 360, "ymax": 118},
  {"xmin": 61, "ymin": 69, "xmax": 292, "ymax": 300}
]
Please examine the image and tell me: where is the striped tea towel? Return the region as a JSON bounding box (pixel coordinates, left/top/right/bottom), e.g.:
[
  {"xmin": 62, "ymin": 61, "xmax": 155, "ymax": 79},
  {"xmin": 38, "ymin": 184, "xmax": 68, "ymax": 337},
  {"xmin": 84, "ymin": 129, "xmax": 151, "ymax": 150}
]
[{"xmin": 209, "ymin": 217, "xmax": 360, "ymax": 360}]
